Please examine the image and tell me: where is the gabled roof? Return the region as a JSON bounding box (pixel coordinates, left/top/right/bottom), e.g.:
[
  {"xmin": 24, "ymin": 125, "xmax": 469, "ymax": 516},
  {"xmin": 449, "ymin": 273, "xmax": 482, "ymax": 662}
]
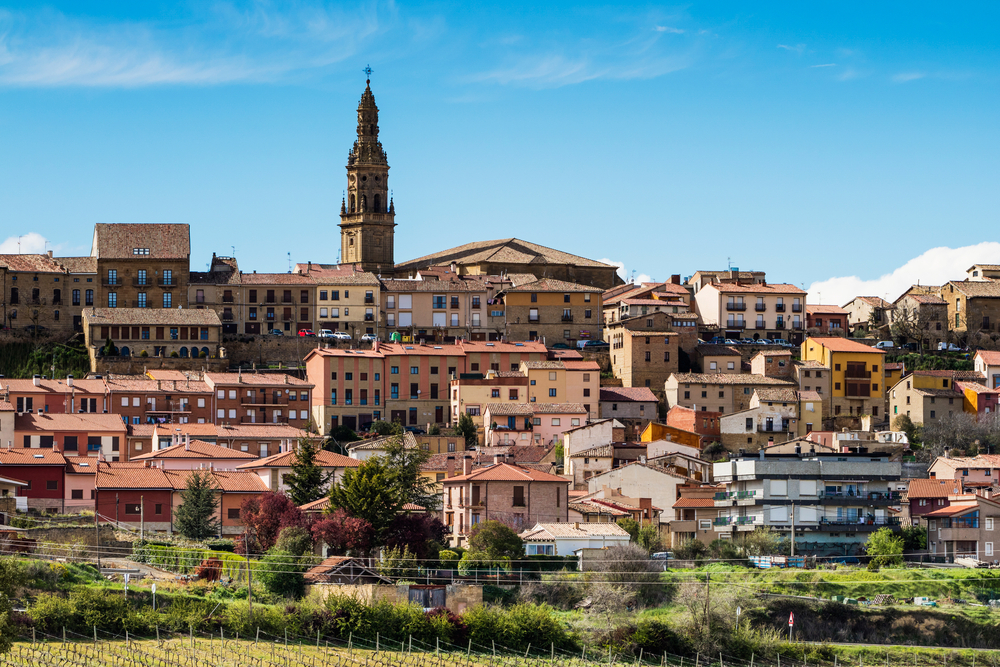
[
  {"xmin": 673, "ymin": 497, "xmax": 717, "ymax": 508},
  {"xmin": 215, "ymin": 423, "xmax": 313, "ymax": 439},
  {"xmin": 976, "ymin": 350, "xmax": 1000, "ymax": 366},
  {"xmin": 754, "ymin": 388, "xmax": 799, "ymax": 403},
  {"xmin": 204, "ymin": 372, "xmax": 312, "ymax": 387},
  {"xmin": 947, "ymin": 281, "xmax": 1000, "ymax": 298},
  {"xmin": 84, "ymin": 308, "xmax": 222, "ymax": 326},
  {"xmin": 908, "ymin": 478, "xmax": 961, "ymax": 498},
  {"xmin": 599, "ymin": 387, "xmax": 658, "ymax": 403},
  {"xmin": 347, "ymin": 432, "xmax": 418, "ymax": 452},
  {"xmin": 95, "ymin": 465, "xmax": 173, "ymax": 490},
  {"xmin": 846, "ymin": 296, "xmax": 893, "ymax": 309},
  {"xmin": 15, "ymin": 413, "xmax": 126, "ymax": 433},
  {"xmin": 670, "ymin": 373, "xmax": 797, "ymax": 386},
  {"xmin": 163, "ymin": 469, "xmax": 269, "ymax": 492},
  {"xmin": 131, "ymin": 439, "xmax": 258, "ymax": 461},
  {"xmin": 520, "ymin": 522, "xmax": 630, "ymax": 540},
  {"xmin": 236, "ymin": 448, "xmax": 359, "ymax": 470},
  {"xmin": 303, "ymin": 556, "xmax": 392, "ymax": 584},
  {"xmin": 0, "ymin": 449, "xmax": 67, "ymax": 465},
  {"xmin": 394, "ymin": 238, "xmax": 615, "ymax": 273},
  {"xmin": 923, "ymin": 503, "xmax": 980, "ymax": 517},
  {"xmin": 442, "ymin": 462, "xmax": 569, "ymax": 483},
  {"xmin": 569, "ymin": 444, "xmax": 614, "ymax": 458}
]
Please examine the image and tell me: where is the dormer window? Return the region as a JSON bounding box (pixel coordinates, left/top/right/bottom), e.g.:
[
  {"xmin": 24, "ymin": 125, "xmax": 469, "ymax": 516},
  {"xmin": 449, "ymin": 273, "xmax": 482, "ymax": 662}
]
[{"xmin": 132, "ymin": 248, "xmax": 150, "ymax": 255}]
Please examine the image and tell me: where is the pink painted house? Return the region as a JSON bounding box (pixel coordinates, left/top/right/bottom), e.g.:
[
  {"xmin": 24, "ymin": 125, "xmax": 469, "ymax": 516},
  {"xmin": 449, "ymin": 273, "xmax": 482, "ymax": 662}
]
[
  {"xmin": 484, "ymin": 402, "xmax": 588, "ymax": 447},
  {"xmin": 130, "ymin": 436, "xmax": 258, "ymax": 471}
]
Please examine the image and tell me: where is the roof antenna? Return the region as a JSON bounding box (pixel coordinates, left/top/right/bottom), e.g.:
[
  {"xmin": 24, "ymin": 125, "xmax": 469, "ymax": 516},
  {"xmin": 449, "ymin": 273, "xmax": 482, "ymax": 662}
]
[{"xmin": 287, "ymin": 252, "xmax": 292, "ymax": 274}]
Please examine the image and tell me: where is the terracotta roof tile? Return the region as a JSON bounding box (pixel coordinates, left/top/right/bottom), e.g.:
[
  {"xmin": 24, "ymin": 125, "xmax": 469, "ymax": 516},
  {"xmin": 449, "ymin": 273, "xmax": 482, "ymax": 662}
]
[
  {"xmin": 395, "ymin": 238, "xmax": 615, "ymax": 273},
  {"xmin": 378, "ymin": 343, "xmax": 465, "ymax": 357},
  {"xmin": 696, "ymin": 345, "xmax": 741, "ymax": 357},
  {"xmin": 976, "ymin": 351, "xmax": 1000, "ymax": 366},
  {"xmin": 458, "ymin": 341, "xmax": 547, "ymax": 354},
  {"xmin": 443, "ymin": 462, "xmax": 569, "ymax": 483},
  {"xmin": 83, "ymin": 308, "xmax": 221, "ymax": 326},
  {"xmin": 530, "ymin": 402, "xmax": 588, "ymax": 414},
  {"xmin": 850, "ymin": 296, "xmax": 893, "ymax": 308},
  {"xmin": 520, "ymin": 522, "xmax": 629, "ymax": 540},
  {"xmin": 755, "ymin": 388, "xmax": 799, "ymax": 403},
  {"xmin": 215, "ymin": 423, "xmax": 312, "ymax": 439},
  {"xmin": 15, "ymin": 413, "xmax": 126, "ymax": 433},
  {"xmin": 132, "ymin": 439, "xmax": 258, "ymax": 460},
  {"xmin": 205, "ymin": 372, "xmax": 312, "ymax": 387},
  {"xmin": 505, "ymin": 278, "xmax": 604, "ymax": 293},
  {"xmin": 484, "ymin": 403, "xmax": 534, "ymax": 416},
  {"xmin": 908, "ymin": 478, "xmax": 961, "ymax": 498},
  {"xmin": 709, "ymin": 283, "xmax": 806, "ymax": 295},
  {"xmin": 163, "ymin": 469, "xmax": 269, "ymax": 492},
  {"xmin": 95, "ymin": 465, "xmax": 173, "ymax": 490},
  {"xmin": 599, "ymin": 387, "xmax": 658, "ymax": 403},
  {"xmin": 806, "ymin": 305, "xmax": 849, "ymax": 315},
  {"xmin": 949, "ymin": 281, "xmax": 1000, "ymax": 298},
  {"xmin": 93, "ymin": 223, "xmax": 190, "ymax": 259},
  {"xmin": 237, "ymin": 448, "xmax": 359, "ymax": 470},
  {"xmin": 379, "ymin": 278, "xmax": 489, "ymax": 293},
  {"xmin": 670, "ymin": 372, "xmax": 797, "ymax": 386},
  {"xmin": 239, "ymin": 272, "xmax": 316, "ymax": 285},
  {"xmin": 0, "ymin": 449, "xmax": 67, "ymax": 465},
  {"xmin": 672, "ymin": 497, "xmax": 717, "ymax": 508},
  {"xmin": 0, "ymin": 254, "xmax": 67, "ymax": 273}
]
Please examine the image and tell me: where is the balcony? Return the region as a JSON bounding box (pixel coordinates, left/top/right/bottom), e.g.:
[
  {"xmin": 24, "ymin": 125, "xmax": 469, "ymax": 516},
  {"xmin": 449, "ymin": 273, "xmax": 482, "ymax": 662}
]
[
  {"xmin": 222, "ymin": 296, "xmax": 235, "ymax": 303},
  {"xmin": 816, "ymin": 516, "xmax": 901, "ymax": 532},
  {"xmin": 103, "ymin": 278, "xmax": 122, "ymax": 287},
  {"xmin": 281, "ymin": 297, "xmax": 294, "ymax": 304},
  {"xmin": 364, "ymin": 297, "xmax": 375, "ymax": 304},
  {"xmin": 158, "ymin": 279, "xmax": 176, "ymax": 287},
  {"xmin": 561, "ymin": 314, "xmax": 574, "ymax": 322},
  {"xmin": 755, "ymin": 304, "xmax": 767, "ymax": 312},
  {"xmin": 222, "ymin": 313, "xmax": 234, "ymax": 322},
  {"xmin": 529, "ymin": 317, "xmax": 540, "ymax": 323},
  {"xmin": 819, "ymin": 490, "xmax": 900, "ymax": 505},
  {"xmin": 670, "ymin": 519, "xmax": 698, "ymax": 533},
  {"xmin": 240, "ymin": 415, "xmax": 289, "ymax": 424},
  {"xmin": 792, "ymin": 305, "xmax": 802, "ymax": 313},
  {"xmin": 146, "ymin": 402, "xmax": 191, "ymax": 414},
  {"xmin": 726, "ymin": 303, "xmax": 747, "ymax": 311},
  {"xmin": 451, "ymin": 302, "xmax": 460, "ymax": 310},
  {"xmin": 365, "ymin": 314, "xmax": 374, "ymax": 322},
  {"xmin": 130, "ymin": 300, "xmax": 150, "ymax": 308},
  {"xmin": 132, "ymin": 278, "xmax": 151, "ymax": 287},
  {"xmin": 755, "ymin": 322, "xmax": 766, "ymax": 330},
  {"xmin": 775, "ymin": 304, "xmax": 786, "ymax": 312},
  {"xmin": 845, "ymin": 370, "xmax": 872, "ymax": 379},
  {"xmin": 282, "ymin": 314, "xmax": 293, "ymax": 322},
  {"xmin": 938, "ymin": 526, "xmax": 981, "ymax": 542},
  {"xmin": 792, "ymin": 324, "xmax": 804, "ymax": 330},
  {"xmin": 714, "ymin": 490, "xmax": 758, "ymax": 506},
  {"xmin": 774, "ymin": 322, "xmax": 785, "ymax": 330},
  {"xmin": 725, "ymin": 322, "xmax": 746, "ymax": 329}
]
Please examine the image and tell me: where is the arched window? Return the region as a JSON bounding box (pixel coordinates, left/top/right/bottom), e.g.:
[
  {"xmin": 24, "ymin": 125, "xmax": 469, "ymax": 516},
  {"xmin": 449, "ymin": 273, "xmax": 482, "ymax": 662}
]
[
  {"xmin": 120, "ymin": 346, "xmax": 130, "ymax": 357},
  {"xmin": 373, "ymin": 194, "xmax": 381, "ymax": 212},
  {"xmin": 350, "ymin": 195, "xmax": 356, "ymax": 212},
  {"xmin": 201, "ymin": 347, "xmax": 210, "ymax": 358},
  {"xmin": 361, "ymin": 195, "xmax": 367, "ymax": 212},
  {"xmin": 179, "ymin": 347, "xmax": 188, "ymax": 358}
]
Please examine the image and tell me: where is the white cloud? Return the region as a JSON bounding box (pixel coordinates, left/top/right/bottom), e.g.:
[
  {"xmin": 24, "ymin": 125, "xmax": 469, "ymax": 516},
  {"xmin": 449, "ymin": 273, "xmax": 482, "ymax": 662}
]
[
  {"xmin": 600, "ymin": 258, "xmax": 652, "ymax": 285},
  {"xmin": 0, "ymin": 232, "xmax": 50, "ymax": 254},
  {"xmin": 806, "ymin": 242, "xmax": 1000, "ymax": 307},
  {"xmin": 810, "ymin": 63, "xmax": 836, "ymax": 68},
  {"xmin": 777, "ymin": 43, "xmax": 805, "ymax": 54},
  {"xmin": 654, "ymin": 26, "xmax": 684, "ymax": 34},
  {"xmin": 892, "ymin": 71, "xmax": 925, "ymax": 83}
]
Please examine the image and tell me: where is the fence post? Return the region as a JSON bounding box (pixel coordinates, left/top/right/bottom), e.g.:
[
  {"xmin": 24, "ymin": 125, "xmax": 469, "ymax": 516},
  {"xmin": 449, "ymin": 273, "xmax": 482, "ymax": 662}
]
[
  {"xmin": 349, "ymin": 632, "xmax": 353, "ymax": 653},
  {"xmin": 256, "ymin": 626, "xmax": 260, "ymax": 645},
  {"xmin": 526, "ymin": 643, "xmax": 531, "ymax": 658},
  {"xmin": 377, "ymin": 632, "xmax": 380, "ymax": 652},
  {"xmin": 62, "ymin": 627, "xmax": 65, "ymax": 643},
  {"xmin": 94, "ymin": 626, "xmax": 97, "ymax": 644}
]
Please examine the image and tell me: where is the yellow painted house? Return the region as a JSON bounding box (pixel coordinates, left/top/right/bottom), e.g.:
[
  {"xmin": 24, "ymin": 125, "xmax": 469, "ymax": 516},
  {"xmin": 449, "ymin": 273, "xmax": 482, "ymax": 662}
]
[{"xmin": 800, "ymin": 337, "xmax": 886, "ymax": 421}]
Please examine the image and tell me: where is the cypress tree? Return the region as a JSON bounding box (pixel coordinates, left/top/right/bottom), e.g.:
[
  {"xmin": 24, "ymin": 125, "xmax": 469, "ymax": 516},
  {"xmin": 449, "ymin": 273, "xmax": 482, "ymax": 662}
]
[
  {"xmin": 174, "ymin": 470, "xmax": 220, "ymax": 540},
  {"xmin": 284, "ymin": 438, "xmax": 333, "ymax": 506}
]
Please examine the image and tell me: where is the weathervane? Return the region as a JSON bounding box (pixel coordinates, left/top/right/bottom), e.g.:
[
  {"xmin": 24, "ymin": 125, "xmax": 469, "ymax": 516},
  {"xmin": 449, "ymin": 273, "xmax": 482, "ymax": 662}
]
[{"xmin": 363, "ymin": 64, "xmax": 373, "ymax": 82}]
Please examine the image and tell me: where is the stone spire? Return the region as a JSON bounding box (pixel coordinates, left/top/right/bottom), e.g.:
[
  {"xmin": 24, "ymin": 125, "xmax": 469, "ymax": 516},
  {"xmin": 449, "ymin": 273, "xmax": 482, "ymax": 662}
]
[{"xmin": 348, "ymin": 79, "xmax": 388, "ymax": 167}]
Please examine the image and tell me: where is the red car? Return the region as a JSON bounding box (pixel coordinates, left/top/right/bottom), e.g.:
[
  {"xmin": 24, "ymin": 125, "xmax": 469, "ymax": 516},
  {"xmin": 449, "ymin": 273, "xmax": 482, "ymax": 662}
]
[{"xmin": 298, "ymin": 329, "xmax": 316, "ymax": 337}]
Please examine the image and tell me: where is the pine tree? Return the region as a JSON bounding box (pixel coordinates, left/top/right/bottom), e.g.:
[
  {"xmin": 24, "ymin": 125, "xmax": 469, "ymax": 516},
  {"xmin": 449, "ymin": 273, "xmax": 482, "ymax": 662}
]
[
  {"xmin": 284, "ymin": 438, "xmax": 333, "ymax": 506},
  {"xmin": 174, "ymin": 470, "xmax": 220, "ymax": 540}
]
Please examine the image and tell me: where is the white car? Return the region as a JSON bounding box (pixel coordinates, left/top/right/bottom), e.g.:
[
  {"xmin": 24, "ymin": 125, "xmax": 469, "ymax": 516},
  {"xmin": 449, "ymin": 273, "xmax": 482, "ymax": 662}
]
[
  {"xmin": 317, "ymin": 329, "xmax": 335, "ymax": 338},
  {"xmin": 360, "ymin": 333, "xmax": 377, "ymax": 342},
  {"xmin": 332, "ymin": 331, "xmax": 352, "ymax": 341},
  {"xmin": 938, "ymin": 342, "xmax": 962, "ymax": 352}
]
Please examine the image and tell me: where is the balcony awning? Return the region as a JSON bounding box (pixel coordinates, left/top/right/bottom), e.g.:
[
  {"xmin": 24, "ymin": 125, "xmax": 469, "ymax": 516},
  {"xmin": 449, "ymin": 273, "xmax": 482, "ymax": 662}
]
[{"xmin": 924, "ymin": 503, "xmax": 979, "ymax": 517}]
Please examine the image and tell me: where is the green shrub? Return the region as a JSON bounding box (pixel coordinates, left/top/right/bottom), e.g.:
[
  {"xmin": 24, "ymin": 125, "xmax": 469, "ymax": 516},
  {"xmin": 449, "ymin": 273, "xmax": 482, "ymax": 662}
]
[
  {"xmin": 438, "ymin": 550, "xmax": 459, "ymax": 564},
  {"xmin": 10, "ymin": 516, "xmax": 36, "ymax": 529},
  {"xmin": 463, "ymin": 603, "xmax": 574, "ymax": 652},
  {"xmin": 205, "ymin": 538, "xmax": 236, "ymax": 553},
  {"xmin": 257, "ymin": 550, "xmax": 305, "ymax": 599}
]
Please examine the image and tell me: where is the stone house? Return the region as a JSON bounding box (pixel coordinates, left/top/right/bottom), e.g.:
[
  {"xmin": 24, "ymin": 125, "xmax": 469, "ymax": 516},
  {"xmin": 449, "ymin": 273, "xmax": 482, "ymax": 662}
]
[
  {"xmin": 0, "ymin": 252, "xmax": 96, "ymax": 334},
  {"xmin": 696, "ymin": 345, "xmax": 741, "ymax": 374},
  {"xmin": 609, "ymin": 330, "xmax": 679, "ymax": 397},
  {"xmin": 598, "ymin": 386, "xmax": 658, "ymax": 439},
  {"xmin": 842, "ymin": 296, "xmax": 893, "ymax": 337},
  {"xmin": 91, "ymin": 223, "xmax": 191, "ymax": 313},
  {"xmin": 84, "ymin": 307, "xmax": 222, "ymax": 366},
  {"xmin": 890, "ymin": 293, "xmax": 948, "ymax": 350},
  {"xmin": 441, "ymin": 461, "xmax": 571, "ymax": 543},
  {"xmin": 499, "ymin": 277, "xmax": 603, "ymax": 345},
  {"xmin": 940, "ymin": 281, "xmax": 1000, "ymax": 344},
  {"xmin": 237, "ymin": 447, "xmax": 360, "ymax": 494},
  {"xmin": 519, "ymin": 521, "xmax": 630, "ymax": 555}
]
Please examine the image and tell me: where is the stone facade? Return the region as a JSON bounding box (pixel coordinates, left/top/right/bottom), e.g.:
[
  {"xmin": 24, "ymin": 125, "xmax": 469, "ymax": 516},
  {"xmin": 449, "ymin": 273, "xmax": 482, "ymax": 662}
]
[
  {"xmin": 339, "ymin": 80, "xmax": 396, "ymax": 272},
  {"xmin": 609, "ymin": 331, "xmax": 679, "ymax": 397},
  {"xmin": 92, "ymin": 223, "xmax": 191, "ymax": 312},
  {"xmin": 501, "ymin": 278, "xmax": 603, "ymax": 345}
]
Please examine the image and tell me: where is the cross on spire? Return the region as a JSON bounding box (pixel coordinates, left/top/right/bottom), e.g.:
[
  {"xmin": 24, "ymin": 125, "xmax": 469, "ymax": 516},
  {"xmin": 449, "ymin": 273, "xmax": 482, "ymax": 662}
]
[{"xmin": 363, "ymin": 64, "xmax": 373, "ymax": 82}]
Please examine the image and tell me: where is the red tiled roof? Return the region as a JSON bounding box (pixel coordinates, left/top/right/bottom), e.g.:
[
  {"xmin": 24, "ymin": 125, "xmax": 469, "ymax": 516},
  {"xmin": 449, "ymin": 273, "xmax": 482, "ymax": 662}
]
[
  {"xmin": 850, "ymin": 296, "xmax": 893, "ymax": 308},
  {"xmin": 163, "ymin": 469, "xmax": 269, "ymax": 492},
  {"xmin": 505, "ymin": 277, "xmax": 604, "ymax": 293},
  {"xmin": 0, "ymin": 400, "xmax": 13, "ymax": 411},
  {"xmin": 443, "ymin": 462, "xmax": 569, "ymax": 483},
  {"xmin": 908, "ymin": 479, "xmax": 961, "ymax": 498},
  {"xmin": 132, "ymin": 439, "xmax": 258, "ymax": 460},
  {"xmin": 672, "ymin": 497, "xmax": 716, "ymax": 508},
  {"xmin": 2, "ymin": 378, "xmax": 106, "ymax": 394},
  {"xmin": 205, "ymin": 372, "xmax": 313, "ymax": 387},
  {"xmin": 531, "ymin": 402, "xmax": 588, "ymax": 414},
  {"xmin": 561, "ymin": 360, "xmax": 601, "ymax": 371},
  {"xmin": 215, "ymin": 423, "xmax": 312, "ymax": 439},
  {"xmin": 923, "ymin": 503, "xmax": 979, "ymax": 517},
  {"xmin": 84, "ymin": 308, "xmax": 221, "ymax": 326},
  {"xmin": 377, "ymin": 343, "xmax": 465, "ymax": 357},
  {"xmin": 237, "ymin": 448, "xmax": 359, "ymax": 470},
  {"xmin": 709, "ymin": 283, "xmax": 806, "ymax": 295},
  {"xmin": 805, "ymin": 305, "xmax": 848, "ymax": 315},
  {"xmin": 458, "ymin": 341, "xmax": 547, "ymax": 354},
  {"xmin": 976, "ymin": 350, "xmax": 1000, "ymax": 366},
  {"xmin": 15, "ymin": 413, "xmax": 126, "ymax": 433},
  {"xmin": 95, "ymin": 466, "xmax": 173, "ymax": 490},
  {"xmin": 806, "ymin": 337, "xmax": 886, "ymax": 354},
  {"xmin": 239, "ymin": 272, "xmax": 316, "ymax": 285},
  {"xmin": 599, "ymin": 387, "xmax": 658, "ymax": 403},
  {"xmin": 0, "ymin": 449, "xmax": 67, "ymax": 465}
]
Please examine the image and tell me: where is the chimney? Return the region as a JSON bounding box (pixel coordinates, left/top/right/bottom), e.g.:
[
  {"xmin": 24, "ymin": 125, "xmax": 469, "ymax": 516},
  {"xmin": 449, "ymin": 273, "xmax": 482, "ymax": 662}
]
[
  {"xmin": 574, "ymin": 522, "xmax": 580, "ymax": 530},
  {"xmin": 494, "ymin": 455, "xmax": 501, "ymax": 465},
  {"xmin": 32, "ymin": 375, "xmax": 41, "ymax": 387},
  {"xmin": 463, "ymin": 454, "xmax": 473, "ymax": 476},
  {"xmin": 670, "ymin": 274, "xmax": 681, "ymax": 285},
  {"xmin": 759, "ymin": 449, "xmax": 765, "ymax": 460},
  {"xmin": 66, "ymin": 374, "xmax": 74, "ymax": 388},
  {"xmin": 184, "ymin": 437, "xmax": 190, "ymax": 451},
  {"xmin": 446, "ymin": 455, "xmax": 456, "ymax": 478},
  {"xmin": 53, "ymin": 440, "xmax": 61, "ymax": 454}
]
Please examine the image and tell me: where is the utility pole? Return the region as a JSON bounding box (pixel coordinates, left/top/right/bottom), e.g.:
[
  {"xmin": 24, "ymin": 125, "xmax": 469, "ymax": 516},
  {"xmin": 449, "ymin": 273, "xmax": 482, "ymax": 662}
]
[
  {"xmin": 140, "ymin": 495, "xmax": 144, "ymax": 541},
  {"xmin": 790, "ymin": 501, "xmax": 795, "ymax": 557},
  {"xmin": 704, "ymin": 572, "xmax": 711, "ymax": 632},
  {"xmin": 94, "ymin": 493, "xmax": 101, "ymax": 570},
  {"xmin": 246, "ymin": 530, "xmax": 253, "ymax": 625}
]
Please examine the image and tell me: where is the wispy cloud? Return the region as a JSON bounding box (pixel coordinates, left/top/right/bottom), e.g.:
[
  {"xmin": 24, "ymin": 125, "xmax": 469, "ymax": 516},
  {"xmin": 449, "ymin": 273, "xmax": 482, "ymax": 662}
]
[
  {"xmin": 892, "ymin": 71, "xmax": 926, "ymax": 83},
  {"xmin": 655, "ymin": 26, "xmax": 684, "ymax": 34},
  {"xmin": 0, "ymin": 4, "xmax": 387, "ymax": 87},
  {"xmin": 777, "ymin": 43, "xmax": 805, "ymax": 54},
  {"xmin": 807, "ymin": 242, "xmax": 1000, "ymax": 306},
  {"xmin": 810, "ymin": 63, "xmax": 836, "ymax": 68}
]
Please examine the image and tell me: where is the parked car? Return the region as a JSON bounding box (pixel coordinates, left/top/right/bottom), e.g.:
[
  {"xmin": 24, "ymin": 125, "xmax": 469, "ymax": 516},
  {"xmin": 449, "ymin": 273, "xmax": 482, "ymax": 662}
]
[
  {"xmin": 771, "ymin": 338, "xmax": 790, "ymax": 346},
  {"xmin": 580, "ymin": 340, "xmax": 609, "ymax": 349},
  {"xmin": 705, "ymin": 336, "xmax": 726, "ymax": 345},
  {"xmin": 318, "ymin": 329, "xmax": 335, "ymax": 338},
  {"xmin": 360, "ymin": 333, "xmax": 377, "ymax": 342},
  {"xmin": 268, "ymin": 329, "xmax": 284, "ymax": 336},
  {"xmin": 938, "ymin": 342, "xmax": 962, "ymax": 352},
  {"xmin": 332, "ymin": 331, "xmax": 352, "ymax": 341},
  {"xmin": 901, "ymin": 342, "xmax": 919, "ymax": 351},
  {"xmin": 550, "ymin": 343, "xmax": 571, "ymax": 349},
  {"xmin": 874, "ymin": 340, "xmax": 895, "ymax": 350},
  {"xmin": 724, "ymin": 339, "xmax": 741, "ymax": 345},
  {"xmin": 298, "ymin": 329, "xmax": 316, "ymax": 337},
  {"xmin": 404, "ymin": 426, "xmax": 426, "ymax": 435}
]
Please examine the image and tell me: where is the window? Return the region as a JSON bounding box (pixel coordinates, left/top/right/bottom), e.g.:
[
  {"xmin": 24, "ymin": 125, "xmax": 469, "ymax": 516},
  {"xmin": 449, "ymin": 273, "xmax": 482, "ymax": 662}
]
[
  {"xmin": 551, "ymin": 418, "xmax": 560, "ymax": 426},
  {"xmin": 987, "ymin": 518, "xmax": 994, "ymax": 531},
  {"xmin": 391, "ymin": 366, "xmax": 399, "ymax": 374},
  {"xmin": 46, "ymin": 480, "xmax": 58, "ymax": 490},
  {"xmin": 549, "ymin": 388, "xmax": 557, "ymax": 397},
  {"xmin": 124, "ymin": 504, "xmax": 141, "ymax": 515},
  {"xmin": 108, "ymin": 292, "xmax": 117, "ymax": 308},
  {"xmin": 163, "ymin": 292, "xmax": 172, "ymax": 308},
  {"xmin": 71, "ymin": 489, "xmax": 84, "ymax": 500},
  {"xmin": 513, "ymin": 486, "xmax": 525, "ymax": 506},
  {"xmin": 86, "ymin": 289, "xmax": 93, "ymax": 305}
]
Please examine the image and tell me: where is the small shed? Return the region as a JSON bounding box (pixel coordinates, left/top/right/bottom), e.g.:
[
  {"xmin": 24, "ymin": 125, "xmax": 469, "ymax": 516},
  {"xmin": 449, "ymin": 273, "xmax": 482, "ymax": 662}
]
[{"xmin": 303, "ymin": 556, "xmax": 392, "ymax": 585}]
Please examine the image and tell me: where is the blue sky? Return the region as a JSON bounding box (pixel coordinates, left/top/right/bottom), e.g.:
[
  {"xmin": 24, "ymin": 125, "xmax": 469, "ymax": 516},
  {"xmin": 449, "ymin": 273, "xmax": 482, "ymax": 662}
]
[{"xmin": 1, "ymin": 2, "xmax": 997, "ymax": 304}]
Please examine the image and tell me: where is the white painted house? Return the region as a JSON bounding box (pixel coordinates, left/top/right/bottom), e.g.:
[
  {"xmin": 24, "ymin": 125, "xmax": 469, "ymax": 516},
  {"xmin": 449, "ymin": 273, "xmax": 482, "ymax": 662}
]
[{"xmin": 519, "ymin": 522, "xmax": 630, "ymax": 556}]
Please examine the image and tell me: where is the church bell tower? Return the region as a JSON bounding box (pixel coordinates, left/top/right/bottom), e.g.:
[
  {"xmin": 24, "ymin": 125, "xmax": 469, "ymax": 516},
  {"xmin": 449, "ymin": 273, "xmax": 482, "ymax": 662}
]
[{"xmin": 339, "ymin": 72, "xmax": 396, "ymax": 272}]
